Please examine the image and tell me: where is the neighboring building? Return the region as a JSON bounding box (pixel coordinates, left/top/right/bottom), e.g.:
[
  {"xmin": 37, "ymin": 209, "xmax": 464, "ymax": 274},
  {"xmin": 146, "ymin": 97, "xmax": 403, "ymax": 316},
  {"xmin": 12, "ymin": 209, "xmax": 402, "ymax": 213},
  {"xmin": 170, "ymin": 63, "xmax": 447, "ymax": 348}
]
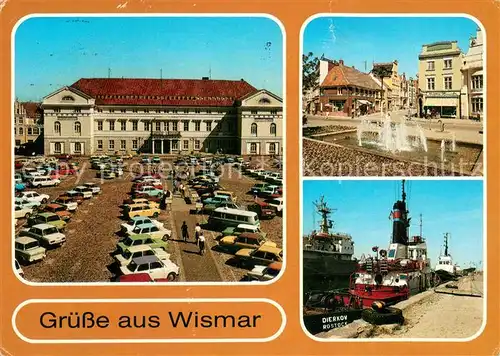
[
  {"xmin": 41, "ymin": 78, "xmax": 283, "ymax": 156},
  {"xmin": 418, "ymin": 41, "xmax": 464, "ymax": 118},
  {"xmin": 369, "ymin": 73, "xmax": 392, "ymax": 113},
  {"xmin": 303, "ymin": 57, "xmax": 337, "ymax": 114},
  {"xmin": 408, "ymin": 77, "xmax": 418, "ymax": 109},
  {"xmin": 319, "ymin": 59, "xmax": 382, "ymax": 116},
  {"xmin": 461, "ymin": 27, "xmax": 484, "ymax": 120},
  {"xmin": 400, "ymin": 73, "xmax": 409, "ymax": 109},
  {"xmin": 372, "ymin": 60, "xmax": 400, "ymax": 111},
  {"xmin": 14, "ymin": 100, "xmax": 43, "ymax": 147}
]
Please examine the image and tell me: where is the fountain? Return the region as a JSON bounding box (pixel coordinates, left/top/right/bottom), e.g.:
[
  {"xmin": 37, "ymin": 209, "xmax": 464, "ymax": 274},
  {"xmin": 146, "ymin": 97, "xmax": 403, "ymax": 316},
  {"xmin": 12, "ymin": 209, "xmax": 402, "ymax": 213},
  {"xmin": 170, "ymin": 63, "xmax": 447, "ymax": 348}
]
[{"xmin": 418, "ymin": 125, "xmax": 428, "ymax": 153}]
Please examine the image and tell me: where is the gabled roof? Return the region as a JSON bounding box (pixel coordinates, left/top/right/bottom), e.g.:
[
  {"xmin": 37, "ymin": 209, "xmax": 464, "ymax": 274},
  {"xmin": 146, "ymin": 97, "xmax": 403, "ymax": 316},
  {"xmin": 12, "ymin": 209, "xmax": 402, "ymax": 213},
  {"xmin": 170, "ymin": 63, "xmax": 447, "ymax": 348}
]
[
  {"xmin": 321, "ymin": 63, "xmax": 380, "ymax": 90},
  {"xmin": 19, "ymin": 101, "xmax": 42, "ymax": 117},
  {"xmin": 69, "ymin": 78, "xmax": 259, "ymax": 107}
]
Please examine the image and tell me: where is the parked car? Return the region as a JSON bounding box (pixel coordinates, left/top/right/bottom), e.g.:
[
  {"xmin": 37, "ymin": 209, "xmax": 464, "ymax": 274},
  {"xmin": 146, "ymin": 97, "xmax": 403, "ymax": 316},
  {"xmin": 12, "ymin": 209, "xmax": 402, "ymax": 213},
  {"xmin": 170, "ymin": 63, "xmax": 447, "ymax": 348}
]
[
  {"xmin": 222, "ymin": 224, "xmax": 266, "ymax": 238},
  {"xmin": 27, "ymin": 212, "xmax": 67, "ymax": 232},
  {"xmin": 141, "ymin": 156, "xmax": 151, "ymax": 164},
  {"xmin": 18, "ymin": 191, "xmax": 49, "ymax": 204},
  {"xmin": 246, "ymin": 262, "xmax": 282, "ymax": 281},
  {"xmin": 14, "ymin": 205, "xmax": 33, "ymax": 219},
  {"xmin": 54, "ymin": 154, "xmax": 72, "ymax": 160},
  {"xmin": 20, "ymin": 223, "xmax": 66, "ymax": 247},
  {"xmin": 219, "ymin": 232, "xmax": 276, "ymax": 253},
  {"xmin": 152, "ymin": 156, "xmax": 161, "ymax": 164},
  {"xmin": 203, "ymin": 195, "xmax": 232, "ymax": 206},
  {"xmin": 250, "ymin": 183, "xmax": 269, "ymax": 194},
  {"xmin": 119, "ymin": 255, "xmax": 179, "ymax": 281},
  {"xmin": 120, "ymin": 216, "xmax": 164, "ymax": 234},
  {"xmin": 127, "ymin": 222, "xmax": 171, "ymax": 240},
  {"xmin": 204, "ymin": 201, "xmax": 239, "ymax": 215},
  {"xmin": 234, "ymin": 245, "xmax": 283, "ymax": 268},
  {"xmin": 15, "ymin": 182, "xmax": 26, "ymax": 191},
  {"xmin": 133, "ymin": 186, "xmax": 164, "ymax": 198},
  {"xmin": 259, "ymin": 185, "xmax": 282, "ymax": 198},
  {"xmin": 114, "ymin": 244, "xmax": 170, "ymax": 266},
  {"xmin": 15, "ymin": 236, "xmax": 46, "ymax": 264},
  {"xmin": 264, "ymin": 197, "xmax": 284, "ymax": 215},
  {"xmin": 56, "ymin": 166, "xmax": 78, "ymax": 175},
  {"xmin": 116, "ymin": 234, "xmax": 168, "ymax": 255},
  {"xmin": 247, "ymin": 202, "xmax": 276, "ymax": 220},
  {"xmin": 62, "ymin": 191, "xmax": 85, "ymax": 204},
  {"xmin": 122, "ymin": 198, "xmax": 160, "ymax": 209},
  {"xmin": 52, "ymin": 196, "xmax": 78, "ymax": 211},
  {"xmin": 123, "ymin": 204, "xmax": 161, "ymax": 219},
  {"xmin": 74, "ymin": 186, "xmax": 93, "ymax": 199},
  {"xmin": 43, "ymin": 203, "xmax": 72, "ymax": 221},
  {"xmin": 15, "ymin": 197, "xmax": 41, "ymax": 210},
  {"xmin": 84, "ymin": 182, "xmax": 101, "ymax": 195}
]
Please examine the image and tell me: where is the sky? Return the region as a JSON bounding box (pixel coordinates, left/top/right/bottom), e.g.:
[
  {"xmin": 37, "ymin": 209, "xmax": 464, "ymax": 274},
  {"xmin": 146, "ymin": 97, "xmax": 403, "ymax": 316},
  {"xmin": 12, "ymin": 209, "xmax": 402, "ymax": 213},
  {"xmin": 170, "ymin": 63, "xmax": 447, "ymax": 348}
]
[
  {"xmin": 14, "ymin": 16, "xmax": 283, "ymax": 101},
  {"xmin": 303, "ymin": 179, "xmax": 484, "ymax": 270},
  {"xmin": 303, "ymin": 16, "xmax": 480, "ymax": 78}
]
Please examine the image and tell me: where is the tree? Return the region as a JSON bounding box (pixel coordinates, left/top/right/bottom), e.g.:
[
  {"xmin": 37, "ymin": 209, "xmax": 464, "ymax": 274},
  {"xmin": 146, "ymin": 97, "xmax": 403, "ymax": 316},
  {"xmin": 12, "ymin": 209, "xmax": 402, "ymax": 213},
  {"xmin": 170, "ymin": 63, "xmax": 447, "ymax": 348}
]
[{"xmin": 302, "ymin": 52, "xmax": 320, "ymax": 95}]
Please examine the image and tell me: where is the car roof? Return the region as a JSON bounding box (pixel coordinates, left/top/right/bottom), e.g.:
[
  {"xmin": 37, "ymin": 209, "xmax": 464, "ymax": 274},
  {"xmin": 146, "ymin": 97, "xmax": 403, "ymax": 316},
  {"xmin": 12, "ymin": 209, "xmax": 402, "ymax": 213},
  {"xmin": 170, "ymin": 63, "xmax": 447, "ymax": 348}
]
[
  {"xmin": 126, "ymin": 244, "xmax": 153, "ymax": 253},
  {"xmin": 36, "ymin": 212, "xmax": 56, "ymax": 217},
  {"xmin": 268, "ymin": 262, "xmax": 283, "ymax": 270},
  {"xmin": 131, "ymin": 216, "xmax": 150, "ymax": 221},
  {"xmin": 23, "ymin": 191, "xmax": 38, "ymax": 194},
  {"xmin": 257, "ymin": 245, "xmax": 282, "ymax": 253},
  {"xmin": 46, "ymin": 203, "xmax": 62, "ymax": 208},
  {"xmin": 127, "ymin": 234, "xmax": 152, "ymax": 240},
  {"xmin": 32, "ymin": 223, "xmax": 56, "ymax": 230},
  {"xmin": 119, "ymin": 273, "xmax": 153, "ymax": 282},
  {"xmin": 134, "ymin": 222, "xmax": 156, "ymax": 229},
  {"xmin": 132, "ymin": 255, "xmax": 161, "ymax": 264},
  {"xmin": 238, "ymin": 232, "xmax": 262, "ymax": 239},
  {"xmin": 16, "ymin": 236, "xmax": 38, "ymax": 244},
  {"xmin": 236, "ymin": 224, "xmax": 258, "ymax": 230}
]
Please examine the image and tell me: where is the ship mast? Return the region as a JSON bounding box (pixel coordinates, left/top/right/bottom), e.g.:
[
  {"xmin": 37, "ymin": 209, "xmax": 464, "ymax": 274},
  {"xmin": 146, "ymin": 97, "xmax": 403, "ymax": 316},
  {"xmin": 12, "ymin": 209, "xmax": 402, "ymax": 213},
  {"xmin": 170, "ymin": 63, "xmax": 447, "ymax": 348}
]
[
  {"xmin": 391, "ymin": 179, "xmax": 410, "ymax": 245},
  {"xmin": 313, "ymin": 196, "xmax": 335, "ymax": 234},
  {"xmin": 444, "ymin": 233, "xmax": 449, "ymax": 256}
]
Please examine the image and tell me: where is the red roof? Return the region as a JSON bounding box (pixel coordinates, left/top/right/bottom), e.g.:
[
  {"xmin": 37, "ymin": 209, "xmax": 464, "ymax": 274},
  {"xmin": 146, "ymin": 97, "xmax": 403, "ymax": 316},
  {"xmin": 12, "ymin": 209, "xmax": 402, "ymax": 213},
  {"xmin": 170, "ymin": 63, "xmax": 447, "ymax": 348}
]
[
  {"xmin": 70, "ymin": 78, "xmax": 258, "ymax": 107},
  {"xmin": 321, "ymin": 63, "xmax": 380, "ymax": 90},
  {"xmin": 20, "ymin": 102, "xmax": 42, "ymax": 118}
]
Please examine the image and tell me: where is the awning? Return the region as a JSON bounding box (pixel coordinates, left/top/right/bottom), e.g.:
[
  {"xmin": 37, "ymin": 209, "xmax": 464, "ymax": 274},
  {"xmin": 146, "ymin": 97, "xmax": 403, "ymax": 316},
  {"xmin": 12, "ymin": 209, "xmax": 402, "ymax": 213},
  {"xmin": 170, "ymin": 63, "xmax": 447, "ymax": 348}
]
[
  {"xmin": 424, "ymin": 97, "xmax": 459, "ymax": 107},
  {"xmin": 357, "ymin": 99, "xmax": 372, "ymax": 105}
]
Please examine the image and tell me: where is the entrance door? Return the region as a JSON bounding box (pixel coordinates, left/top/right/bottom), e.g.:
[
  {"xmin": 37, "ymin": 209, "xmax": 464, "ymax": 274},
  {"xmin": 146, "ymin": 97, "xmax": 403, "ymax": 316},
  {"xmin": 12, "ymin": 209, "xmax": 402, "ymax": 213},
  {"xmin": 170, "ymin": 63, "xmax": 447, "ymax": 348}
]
[{"xmin": 163, "ymin": 140, "xmax": 170, "ymax": 154}]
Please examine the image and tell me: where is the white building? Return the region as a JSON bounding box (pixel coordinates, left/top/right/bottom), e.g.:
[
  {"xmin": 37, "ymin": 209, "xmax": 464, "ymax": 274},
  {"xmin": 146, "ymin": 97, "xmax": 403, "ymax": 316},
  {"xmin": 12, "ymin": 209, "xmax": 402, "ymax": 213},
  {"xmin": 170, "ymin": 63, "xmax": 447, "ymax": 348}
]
[
  {"xmin": 461, "ymin": 28, "xmax": 484, "ymax": 120},
  {"xmin": 41, "ymin": 78, "xmax": 283, "ymax": 156}
]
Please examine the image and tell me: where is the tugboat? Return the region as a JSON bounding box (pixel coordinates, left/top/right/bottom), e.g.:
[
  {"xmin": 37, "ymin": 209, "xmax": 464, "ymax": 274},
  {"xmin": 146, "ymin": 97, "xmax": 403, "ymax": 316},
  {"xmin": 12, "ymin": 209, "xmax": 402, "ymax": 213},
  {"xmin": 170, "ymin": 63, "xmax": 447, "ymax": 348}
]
[
  {"xmin": 303, "ymin": 180, "xmax": 436, "ymax": 334},
  {"xmin": 303, "ymin": 196, "xmax": 356, "ymax": 294},
  {"xmin": 434, "ymin": 233, "xmax": 458, "ymax": 282}
]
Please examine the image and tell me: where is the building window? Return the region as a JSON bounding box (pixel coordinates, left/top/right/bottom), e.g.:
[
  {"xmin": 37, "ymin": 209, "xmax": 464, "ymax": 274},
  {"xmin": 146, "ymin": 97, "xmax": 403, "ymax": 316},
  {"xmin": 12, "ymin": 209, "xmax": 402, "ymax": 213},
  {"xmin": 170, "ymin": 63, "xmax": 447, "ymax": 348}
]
[
  {"xmin": 108, "ymin": 120, "xmax": 114, "ymax": 131},
  {"xmin": 14, "ymin": 127, "xmax": 16, "ymax": 135},
  {"xmin": 97, "ymin": 140, "xmax": 103, "ymax": 150},
  {"xmin": 194, "ymin": 121, "xmax": 201, "ymax": 131},
  {"xmin": 97, "ymin": 121, "xmax": 103, "ymax": 131},
  {"xmin": 121, "ymin": 109, "xmax": 126, "ymax": 113},
  {"xmin": 427, "ymin": 77, "xmax": 435, "ymax": 90},
  {"xmin": 444, "ymin": 76, "xmax": 453, "ymax": 90},
  {"xmin": 132, "ymin": 121, "xmax": 138, "ymax": 131},
  {"xmin": 19, "ymin": 127, "xmax": 24, "ymax": 135},
  {"xmin": 74, "ymin": 121, "xmax": 81, "ymax": 134},
  {"xmin": 144, "ymin": 109, "xmax": 149, "ymax": 113},
  {"xmin": 271, "ymin": 110, "xmax": 278, "ymax": 115},
  {"xmin": 206, "ymin": 121, "xmax": 212, "ymax": 131},
  {"xmin": 195, "ymin": 109, "xmax": 201, "ymax": 114},
  {"xmin": 165, "ymin": 122, "xmax": 170, "ymax": 132},
  {"xmin": 27, "ymin": 128, "xmax": 33, "ymax": 135},
  {"xmin": 54, "ymin": 121, "xmax": 61, "ymax": 134},
  {"xmin": 109, "ymin": 109, "xmax": 115, "ymax": 113},
  {"xmin": 74, "ymin": 142, "xmax": 82, "ymax": 153},
  {"xmin": 172, "ymin": 140, "xmax": 178, "ymax": 150},
  {"xmin": 97, "ymin": 108, "xmax": 103, "ymax": 113},
  {"xmin": 184, "ymin": 109, "xmax": 189, "ymax": 114},
  {"xmin": 155, "ymin": 122, "xmax": 161, "ymax": 131},
  {"xmin": 54, "ymin": 108, "xmax": 61, "ymax": 113},
  {"xmin": 144, "ymin": 121, "xmax": 150, "ymax": 131},
  {"xmin": 74, "ymin": 108, "xmax": 81, "ymax": 113},
  {"xmin": 444, "ymin": 59, "xmax": 452, "ymax": 69},
  {"xmin": 18, "ymin": 118, "xmax": 23, "ymax": 124},
  {"xmin": 172, "ymin": 109, "xmax": 178, "ymax": 114},
  {"xmin": 472, "ymin": 75, "xmax": 483, "ymax": 90},
  {"xmin": 194, "ymin": 140, "xmax": 200, "ymax": 150},
  {"xmin": 132, "ymin": 109, "xmax": 138, "ymax": 113},
  {"xmin": 183, "ymin": 140, "xmax": 189, "ymax": 150},
  {"xmin": 251, "ymin": 110, "xmax": 257, "ymax": 115},
  {"xmin": 121, "ymin": 140, "xmax": 126, "ymax": 150},
  {"xmin": 270, "ymin": 123, "xmax": 277, "ymax": 136},
  {"xmin": 121, "ymin": 121, "xmax": 126, "ymax": 131},
  {"xmin": 472, "ymin": 97, "xmax": 483, "ymax": 113},
  {"xmin": 132, "ymin": 140, "xmax": 138, "ymax": 149},
  {"xmin": 250, "ymin": 143, "xmax": 257, "ymax": 154},
  {"xmin": 15, "ymin": 139, "xmax": 21, "ymax": 146},
  {"xmin": 62, "ymin": 96, "xmax": 74, "ymax": 101},
  {"xmin": 109, "ymin": 140, "xmax": 115, "ymax": 150},
  {"xmin": 427, "ymin": 61, "xmax": 435, "ymax": 71},
  {"xmin": 172, "ymin": 121, "xmax": 178, "ymax": 131},
  {"xmin": 207, "ymin": 110, "xmax": 211, "ymax": 114},
  {"xmin": 269, "ymin": 143, "xmax": 276, "ymax": 154},
  {"xmin": 251, "ymin": 123, "xmax": 258, "ymax": 136},
  {"xmin": 184, "ymin": 121, "xmax": 189, "ymax": 131},
  {"xmin": 54, "ymin": 142, "xmax": 62, "ymax": 153}
]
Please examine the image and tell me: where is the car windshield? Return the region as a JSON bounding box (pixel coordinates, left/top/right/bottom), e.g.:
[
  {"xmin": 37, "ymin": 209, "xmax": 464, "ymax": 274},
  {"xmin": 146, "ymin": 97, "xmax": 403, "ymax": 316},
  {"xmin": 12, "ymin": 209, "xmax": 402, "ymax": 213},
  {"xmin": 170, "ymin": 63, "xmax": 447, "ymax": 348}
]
[
  {"xmin": 122, "ymin": 237, "xmax": 133, "ymax": 247},
  {"xmin": 127, "ymin": 262, "xmax": 137, "ymax": 272},
  {"xmin": 132, "ymin": 227, "xmax": 141, "ymax": 233},
  {"xmin": 122, "ymin": 251, "xmax": 132, "ymax": 260},
  {"xmin": 48, "ymin": 215, "xmax": 60, "ymax": 222},
  {"xmin": 44, "ymin": 227, "xmax": 58, "ymax": 235},
  {"xmin": 25, "ymin": 241, "xmax": 39, "ymax": 249}
]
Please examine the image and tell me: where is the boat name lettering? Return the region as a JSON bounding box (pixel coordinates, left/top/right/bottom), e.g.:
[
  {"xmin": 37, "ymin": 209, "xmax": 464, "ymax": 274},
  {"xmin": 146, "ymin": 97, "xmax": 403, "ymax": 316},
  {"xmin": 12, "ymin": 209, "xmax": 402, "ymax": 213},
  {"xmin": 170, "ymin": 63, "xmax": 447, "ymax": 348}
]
[{"xmin": 322, "ymin": 314, "xmax": 348, "ymax": 323}]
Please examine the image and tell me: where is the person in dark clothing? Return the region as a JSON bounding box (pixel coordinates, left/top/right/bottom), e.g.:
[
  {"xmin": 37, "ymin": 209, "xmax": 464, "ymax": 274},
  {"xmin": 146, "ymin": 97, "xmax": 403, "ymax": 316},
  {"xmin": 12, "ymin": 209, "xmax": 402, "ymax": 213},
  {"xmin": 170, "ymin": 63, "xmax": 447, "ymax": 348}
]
[
  {"xmin": 160, "ymin": 193, "xmax": 167, "ymax": 210},
  {"xmin": 181, "ymin": 221, "xmax": 189, "ymax": 242}
]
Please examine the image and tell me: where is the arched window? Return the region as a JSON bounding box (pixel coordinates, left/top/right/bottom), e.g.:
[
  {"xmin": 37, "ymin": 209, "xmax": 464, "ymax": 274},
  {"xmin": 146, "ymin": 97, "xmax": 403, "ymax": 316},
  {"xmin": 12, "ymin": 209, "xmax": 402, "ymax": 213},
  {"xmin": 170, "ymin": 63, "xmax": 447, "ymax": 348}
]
[
  {"xmin": 74, "ymin": 121, "xmax": 81, "ymax": 134},
  {"xmin": 259, "ymin": 97, "xmax": 271, "ymax": 104},
  {"xmin": 54, "ymin": 121, "xmax": 61, "ymax": 134},
  {"xmin": 250, "ymin": 143, "xmax": 257, "ymax": 154},
  {"xmin": 269, "ymin": 143, "xmax": 276, "ymax": 154},
  {"xmin": 19, "ymin": 127, "xmax": 23, "ymax": 135},
  {"xmin": 251, "ymin": 123, "xmax": 257, "ymax": 137},
  {"xmin": 270, "ymin": 123, "xmax": 276, "ymax": 136}
]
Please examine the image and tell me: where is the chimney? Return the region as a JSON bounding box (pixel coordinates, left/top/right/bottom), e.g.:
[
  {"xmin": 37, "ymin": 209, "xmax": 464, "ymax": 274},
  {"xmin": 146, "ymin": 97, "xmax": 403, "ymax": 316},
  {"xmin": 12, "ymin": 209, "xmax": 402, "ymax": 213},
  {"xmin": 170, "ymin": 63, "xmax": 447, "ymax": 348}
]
[
  {"xmin": 202, "ymin": 77, "xmax": 209, "ymax": 80},
  {"xmin": 339, "ymin": 59, "xmax": 344, "ymax": 65}
]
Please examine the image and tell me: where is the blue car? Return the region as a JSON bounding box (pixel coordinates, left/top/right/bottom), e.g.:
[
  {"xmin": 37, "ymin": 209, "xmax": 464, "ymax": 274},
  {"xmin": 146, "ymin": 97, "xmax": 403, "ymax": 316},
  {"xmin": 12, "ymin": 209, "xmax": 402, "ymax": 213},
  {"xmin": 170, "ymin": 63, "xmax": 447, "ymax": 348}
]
[{"xmin": 15, "ymin": 182, "xmax": 25, "ymax": 191}]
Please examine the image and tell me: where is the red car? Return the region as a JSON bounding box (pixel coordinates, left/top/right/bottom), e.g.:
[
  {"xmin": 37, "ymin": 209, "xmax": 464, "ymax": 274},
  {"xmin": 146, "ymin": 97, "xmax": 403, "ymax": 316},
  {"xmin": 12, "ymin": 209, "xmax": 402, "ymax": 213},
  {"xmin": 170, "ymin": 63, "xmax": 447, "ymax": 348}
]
[
  {"xmin": 117, "ymin": 273, "xmax": 171, "ymax": 283},
  {"xmin": 57, "ymin": 167, "xmax": 78, "ymax": 175},
  {"xmin": 15, "ymin": 161, "xmax": 24, "ymax": 169},
  {"xmin": 55, "ymin": 154, "xmax": 72, "ymax": 160},
  {"xmin": 50, "ymin": 171, "xmax": 61, "ymax": 180}
]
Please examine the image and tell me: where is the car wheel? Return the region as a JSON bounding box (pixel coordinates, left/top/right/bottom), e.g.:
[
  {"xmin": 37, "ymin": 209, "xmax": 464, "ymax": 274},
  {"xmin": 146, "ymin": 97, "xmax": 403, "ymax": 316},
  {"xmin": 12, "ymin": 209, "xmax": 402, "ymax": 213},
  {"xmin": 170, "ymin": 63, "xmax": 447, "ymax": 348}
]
[
  {"xmin": 24, "ymin": 212, "xmax": 31, "ymax": 219},
  {"xmin": 162, "ymin": 234, "xmax": 170, "ymax": 241},
  {"xmin": 153, "ymin": 212, "xmax": 159, "ymax": 218},
  {"xmin": 167, "ymin": 272, "xmax": 177, "ymax": 281},
  {"xmin": 42, "ymin": 198, "xmax": 47, "ymax": 204}
]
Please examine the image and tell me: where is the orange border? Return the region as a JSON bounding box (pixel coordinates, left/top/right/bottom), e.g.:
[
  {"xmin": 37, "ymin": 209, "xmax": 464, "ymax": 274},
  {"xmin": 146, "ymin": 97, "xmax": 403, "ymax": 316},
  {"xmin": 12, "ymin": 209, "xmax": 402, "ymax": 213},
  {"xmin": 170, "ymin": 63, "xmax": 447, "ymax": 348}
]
[{"xmin": 1, "ymin": 1, "xmax": 498, "ymax": 355}]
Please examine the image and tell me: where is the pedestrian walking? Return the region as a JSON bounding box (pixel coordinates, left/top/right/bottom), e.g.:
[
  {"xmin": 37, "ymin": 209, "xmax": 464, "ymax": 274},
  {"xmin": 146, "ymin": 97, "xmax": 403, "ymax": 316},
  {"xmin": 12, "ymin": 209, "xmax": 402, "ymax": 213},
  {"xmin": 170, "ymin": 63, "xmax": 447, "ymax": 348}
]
[
  {"xmin": 194, "ymin": 223, "xmax": 201, "ymax": 243},
  {"xmin": 198, "ymin": 232, "xmax": 206, "ymax": 255},
  {"xmin": 180, "ymin": 183, "xmax": 185, "ymax": 198},
  {"xmin": 181, "ymin": 221, "xmax": 189, "ymax": 242}
]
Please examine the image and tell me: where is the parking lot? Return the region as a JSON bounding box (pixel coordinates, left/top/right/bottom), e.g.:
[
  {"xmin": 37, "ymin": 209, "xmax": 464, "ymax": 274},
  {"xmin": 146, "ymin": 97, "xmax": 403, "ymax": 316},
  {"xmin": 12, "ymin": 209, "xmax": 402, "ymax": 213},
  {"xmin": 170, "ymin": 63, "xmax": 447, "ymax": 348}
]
[{"xmin": 16, "ymin": 155, "xmax": 283, "ymax": 283}]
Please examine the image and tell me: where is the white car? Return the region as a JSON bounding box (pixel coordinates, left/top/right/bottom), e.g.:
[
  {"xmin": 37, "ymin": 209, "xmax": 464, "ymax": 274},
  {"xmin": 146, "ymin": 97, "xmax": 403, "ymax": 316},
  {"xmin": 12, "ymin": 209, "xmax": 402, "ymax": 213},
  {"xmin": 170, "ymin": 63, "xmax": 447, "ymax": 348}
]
[
  {"xmin": 74, "ymin": 186, "xmax": 93, "ymax": 199},
  {"xmin": 84, "ymin": 182, "xmax": 101, "ymax": 195},
  {"xmin": 18, "ymin": 191, "xmax": 50, "ymax": 204},
  {"xmin": 120, "ymin": 217, "xmax": 164, "ymax": 234},
  {"xmin": 52, "ymin": 197, "xmax": 78, "ymax": 212},
  {"xmin": 29, "ymin": 176, "xmax": 60, "ymax": 188},
  {"xmin": 120, "ymin": 255, "xmax": 180, "ymax": 281},
  {"xmin": 20, "ymin": 223, "xmax": 67, "ymax": 247},
  {"xmin": 15, "ymin": 236, "xmax": 47, "ymax": 263},
  {"xmin": 246, "ymin": 263, "xmax": 282, "ymax": 281},
  {"xmin": 114, "ymin": 244, "xmax": 170, "ymax": 266},
  {"xmin": 126, "ymin": 223, "xmax": 172, "ymax": 241},
  {"xmin": 14, "ymin": 205, "xmax": 33, "ymax": 219},
  {"xmin": 264, "ymin": 197, "xmax": 283, "ymax": 214}
]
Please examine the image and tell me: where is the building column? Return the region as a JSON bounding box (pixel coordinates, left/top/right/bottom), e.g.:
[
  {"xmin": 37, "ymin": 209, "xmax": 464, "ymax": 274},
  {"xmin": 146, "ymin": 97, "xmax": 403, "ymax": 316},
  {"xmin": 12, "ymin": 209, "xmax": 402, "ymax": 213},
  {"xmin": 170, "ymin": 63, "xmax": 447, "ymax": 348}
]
[
  {"xmin": 152, "ymin": 139, "xmax": 155, "ymax": 154},
  {"xmin": 160, "ymin": 140, "xmax": 164, "ymax": 155}
]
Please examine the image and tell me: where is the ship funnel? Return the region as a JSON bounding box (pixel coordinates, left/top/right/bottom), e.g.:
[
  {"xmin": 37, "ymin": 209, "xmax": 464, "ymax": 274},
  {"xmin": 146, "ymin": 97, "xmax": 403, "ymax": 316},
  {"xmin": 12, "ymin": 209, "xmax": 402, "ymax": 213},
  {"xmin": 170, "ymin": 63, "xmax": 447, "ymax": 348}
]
[{"xmin": 391, "ymin": 180, "xmax": 409, "ymax": 245}]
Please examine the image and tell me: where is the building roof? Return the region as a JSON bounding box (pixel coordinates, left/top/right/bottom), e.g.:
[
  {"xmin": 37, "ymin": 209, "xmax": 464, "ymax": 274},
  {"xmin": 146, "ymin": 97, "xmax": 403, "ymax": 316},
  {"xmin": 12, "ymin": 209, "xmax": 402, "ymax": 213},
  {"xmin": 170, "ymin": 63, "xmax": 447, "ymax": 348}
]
[
  {"xmin": 69, "ymin": 78, "xmax": 259, "ymax": 107},
  {"xmin": 321, "ymin": 62, "xmax": 381, "ymax": 90},
  {"xmin": 20, "ymin": 102, "xmax": 42, "ymax": 118}
]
